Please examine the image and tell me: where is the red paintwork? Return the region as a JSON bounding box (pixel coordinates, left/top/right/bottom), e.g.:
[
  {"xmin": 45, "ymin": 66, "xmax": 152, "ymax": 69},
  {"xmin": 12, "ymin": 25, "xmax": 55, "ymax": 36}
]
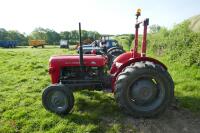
[
  {"xmin": 49, "ymin": 54, "xmax": 107, "ymax": 83},
  {"xmin": 48, "ymin": 16, "xmax": 167, "ymax": 93},
  {"xmin": 133, "ymin": 19, "xmax": 148, "ymax": 58},
  {"xmin": 133, "ymin": 20, "xmax": 142, "ymax": 57},
  {"xmin": 110, "ymin": 18, "xmax": 166, "ymax": 92},
  {"xmin": 110, "ymin": 53, "xmax": 167, "ymax": 92}
]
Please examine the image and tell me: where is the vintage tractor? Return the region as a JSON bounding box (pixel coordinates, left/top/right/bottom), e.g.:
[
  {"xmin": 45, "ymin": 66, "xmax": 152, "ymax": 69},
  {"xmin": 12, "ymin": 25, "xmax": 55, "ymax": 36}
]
[
  {"xmin": 77, "ymin": 38, "xmax": 125, "ymax": 68},
  {"xmin": 42, "ymin": 9, "xmax": 174, "ymax": 118}
]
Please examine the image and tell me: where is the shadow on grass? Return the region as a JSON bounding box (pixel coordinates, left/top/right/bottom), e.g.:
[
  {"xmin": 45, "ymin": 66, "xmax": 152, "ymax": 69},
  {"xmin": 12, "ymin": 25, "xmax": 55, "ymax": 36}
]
[
  {"xmin": 60, "ymin": 90, "xmax": 123, "ymax": 132},
  {"xmin": 75, "ymin": 90, "xmax": 120, "ymax": 115},
  {"xmin": 178, "ymin": 95, "xmax": 200, "ymax": 113},
  {"xmin": 195, "ymin": 77, "xmax": 200, "ymax": 81},
  {"xmin": 174, "ymin": 81, "xmax": 184, "ymax": 85}
]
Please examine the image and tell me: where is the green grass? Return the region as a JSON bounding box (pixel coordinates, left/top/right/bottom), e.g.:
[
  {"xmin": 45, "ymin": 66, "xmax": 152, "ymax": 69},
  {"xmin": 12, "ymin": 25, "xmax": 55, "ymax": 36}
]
[
  {"xmin": 114, "ymin": 35, "xmax": 134, "ymax": 51},
  {"xmin": 148, "ymin": 51, "xmax": 200, "ymax": 112},
  {"xmin": 0, "ymin": 46, "xmax": 136, "ymax": 133},
  {"xmin": 0, "ymin": 46, "xmax": 199, "ymax": 132}
]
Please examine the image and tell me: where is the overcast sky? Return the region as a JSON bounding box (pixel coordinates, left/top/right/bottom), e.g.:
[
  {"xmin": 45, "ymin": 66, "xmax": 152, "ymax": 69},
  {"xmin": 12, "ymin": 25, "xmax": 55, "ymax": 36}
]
[{"xmin": 0, "ymin": 0, "xmax": 200, "ymax": 34}]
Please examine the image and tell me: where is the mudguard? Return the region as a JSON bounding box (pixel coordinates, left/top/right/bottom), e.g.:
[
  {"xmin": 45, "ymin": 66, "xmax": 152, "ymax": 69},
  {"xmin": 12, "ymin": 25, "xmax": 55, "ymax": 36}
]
[{"xmin": 110, "ymin": 52, "xmax": 167, "ymax": 92}]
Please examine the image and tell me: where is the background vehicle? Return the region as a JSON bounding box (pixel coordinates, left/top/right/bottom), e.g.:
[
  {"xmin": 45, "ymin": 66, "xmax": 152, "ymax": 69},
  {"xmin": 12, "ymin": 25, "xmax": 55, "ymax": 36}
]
[
  {"xmin": 78, "ymin": 39, "xmax": 125, "ymax": 68},
  {"xmin": 0, "ymin": 41, "xmax": 17, "ymax": 48},
  {"xmin": 80, "ymin": 39, "xmax": 124, "ymax": 54},
  {"xmin": 60, "ymin": 39, "xmax": 69, "ymax": 48},
  {"xmin": 29, "ymin": 40, "xmax": 46, "ymax": 48}
]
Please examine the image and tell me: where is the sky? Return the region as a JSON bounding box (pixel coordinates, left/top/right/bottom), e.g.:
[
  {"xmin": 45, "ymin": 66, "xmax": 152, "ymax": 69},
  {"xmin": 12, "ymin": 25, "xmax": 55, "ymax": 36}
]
[{"xmin": 0, "ymin": 0, "xmax": 200, "ymax": 35}]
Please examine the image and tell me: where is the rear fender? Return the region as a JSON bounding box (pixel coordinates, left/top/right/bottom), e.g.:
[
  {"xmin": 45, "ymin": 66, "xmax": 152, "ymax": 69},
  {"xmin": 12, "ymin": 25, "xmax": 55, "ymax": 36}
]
[{"xmin": 110, "ymin": 56, "xmax": 167, "ymax": 92}]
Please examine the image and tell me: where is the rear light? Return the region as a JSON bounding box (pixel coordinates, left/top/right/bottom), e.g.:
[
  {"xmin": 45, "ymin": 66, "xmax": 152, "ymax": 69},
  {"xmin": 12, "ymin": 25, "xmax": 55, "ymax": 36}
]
[
  {"xmin": 48, "ymin": 67, "xmax": 55, "ymax": 74},
  {"xmin": 91, "ymin": 49, "xmax": 97, "ymax": 54}
]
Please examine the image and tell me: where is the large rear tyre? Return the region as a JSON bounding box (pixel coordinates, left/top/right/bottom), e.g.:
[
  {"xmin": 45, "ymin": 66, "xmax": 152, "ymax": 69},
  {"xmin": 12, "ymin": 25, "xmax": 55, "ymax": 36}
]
[
  {"xmin": 42, "ymin": 84, "xmax": 74, "ymax": 115},
  {"xmin": 114, "ymin": 61, "xmax": 174, "ymax": 118},
  {"xmin": 107, "ymin": 47, "xmax": 125, "ymax": 68}
]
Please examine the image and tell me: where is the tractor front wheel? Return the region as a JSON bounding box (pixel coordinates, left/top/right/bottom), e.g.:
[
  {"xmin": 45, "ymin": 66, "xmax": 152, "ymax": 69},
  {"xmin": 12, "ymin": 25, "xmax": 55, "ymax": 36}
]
[
  {"xmin": 42, "ymin": 84, "xmax": 74, "ymax": 115},
  {"xmin": 115, "ymin": 61, "xmax": 174, "ymax": 118}
]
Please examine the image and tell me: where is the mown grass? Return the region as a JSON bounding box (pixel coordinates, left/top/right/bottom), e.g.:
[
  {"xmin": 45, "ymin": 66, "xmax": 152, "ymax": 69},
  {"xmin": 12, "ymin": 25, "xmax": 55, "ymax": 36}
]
[
  {"xmin": 148, "ymin": 51, "xmax": 200, "ymax": 112},
  {"xmin": 0, "ymin": 46, "xmax": 136, "ymax": 133},
  {"xmin": 0, "ymin": 46, "xmax": 199, "ymax": 132}
]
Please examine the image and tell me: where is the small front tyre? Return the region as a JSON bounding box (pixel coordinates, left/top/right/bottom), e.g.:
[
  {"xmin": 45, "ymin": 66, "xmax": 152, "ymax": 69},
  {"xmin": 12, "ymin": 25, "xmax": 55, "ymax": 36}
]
[{"xmin": 42, "ymin": 84, "xmax": 74, "ymax": 115}]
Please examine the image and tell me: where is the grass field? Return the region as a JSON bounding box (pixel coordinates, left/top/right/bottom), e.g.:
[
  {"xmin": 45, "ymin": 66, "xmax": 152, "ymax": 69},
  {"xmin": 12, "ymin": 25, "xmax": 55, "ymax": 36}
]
[
  {"xmin": 0, "ymin": 46, "xmax": 200, "ymax": 132},
  {"xmin": 148, "ymin": 52, "xmax": 200, "ymax": 112}
]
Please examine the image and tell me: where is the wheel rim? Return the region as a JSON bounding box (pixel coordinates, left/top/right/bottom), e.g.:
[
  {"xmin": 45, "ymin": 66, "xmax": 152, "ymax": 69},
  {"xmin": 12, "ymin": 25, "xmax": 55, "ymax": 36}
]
[
  {"xmin": 48, "ymin": 91, "xmax": 68, "ymax": 112},
  {"xmin": 128, "ymin": 76, "xmax": 165, "ymax": 112}
]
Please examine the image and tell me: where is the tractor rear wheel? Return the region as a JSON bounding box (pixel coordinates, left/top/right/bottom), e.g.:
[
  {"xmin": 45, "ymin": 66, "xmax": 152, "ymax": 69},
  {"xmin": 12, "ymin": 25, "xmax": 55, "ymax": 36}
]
[
  {"xmin": 107, "ymin": 47, "xmax": 125, "ymax": 68},
  {"xmin": 42, "ymin": 84, "xmax": 74, "ymax": 115},
  {"xmin": 114, "ymin": 61, "xmax": 174, "ymax": 118}
]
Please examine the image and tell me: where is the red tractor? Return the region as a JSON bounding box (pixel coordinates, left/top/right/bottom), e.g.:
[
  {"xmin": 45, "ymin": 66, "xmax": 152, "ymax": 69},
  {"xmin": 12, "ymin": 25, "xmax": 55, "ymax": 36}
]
[{"xmin": 42, "ymin": 9, "xmax": 174, "ymax": 118}]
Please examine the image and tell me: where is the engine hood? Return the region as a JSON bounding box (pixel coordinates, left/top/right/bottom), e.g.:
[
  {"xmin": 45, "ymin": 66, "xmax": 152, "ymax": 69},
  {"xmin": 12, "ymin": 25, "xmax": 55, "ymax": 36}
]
[{"xmin": 49, "ymin": 54, "xmax": 107, "ymax": 67}]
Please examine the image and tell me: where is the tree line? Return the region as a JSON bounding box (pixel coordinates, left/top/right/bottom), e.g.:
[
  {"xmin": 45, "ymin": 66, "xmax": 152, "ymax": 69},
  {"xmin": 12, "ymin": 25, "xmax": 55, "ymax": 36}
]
[{"xmin": 0, "ymin": 28, "xmax": 101, "ymax": 45}]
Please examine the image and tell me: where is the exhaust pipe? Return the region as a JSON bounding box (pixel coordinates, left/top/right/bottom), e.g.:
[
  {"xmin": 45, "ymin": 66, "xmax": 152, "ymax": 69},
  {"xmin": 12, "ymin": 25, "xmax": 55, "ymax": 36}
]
[{"xmin": 79, "ymin": 22, "xmax": 84, "ymax": 71}]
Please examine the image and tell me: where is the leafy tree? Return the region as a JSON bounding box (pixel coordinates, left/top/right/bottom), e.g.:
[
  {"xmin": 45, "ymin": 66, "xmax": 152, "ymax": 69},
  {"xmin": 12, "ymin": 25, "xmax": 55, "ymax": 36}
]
[
  {"xmin": 29, "ymin": 28, "xmax": 60, "ymax": 45},
  {"xmin": 60, "ymin": 30, "xmax": 100, "ymax": 45},
  {"xmin": 29, "ymin": 27, "xmax": 47, "ymax": 40},
  {"xmin": 45, "ymin": 29, "xmax": 60, "ymax": 45},
  {"xmin": 0, "ymin": 28, "xmax": 28, "ymax": 45},
  {"xmin": 149, "ymin": 24, "xmax": 161, "ymax": 33},
  {"xmin": 0, "ymin": 28, "xmax": 9, "ymax": 40},
  {"xmin": 148, "ymin": 21, "xmax": 200, "ymax": 66},
  {"xmin": 7, "ymin": 30, "xmax": 28, "ymax": 45},
  {"xmin": 60, "ymin": 31, "xmax": 70, "ymax": 40},
  {"xmin": 0, "ymin": 27, "xmax": 101, "ymax": 46}
]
